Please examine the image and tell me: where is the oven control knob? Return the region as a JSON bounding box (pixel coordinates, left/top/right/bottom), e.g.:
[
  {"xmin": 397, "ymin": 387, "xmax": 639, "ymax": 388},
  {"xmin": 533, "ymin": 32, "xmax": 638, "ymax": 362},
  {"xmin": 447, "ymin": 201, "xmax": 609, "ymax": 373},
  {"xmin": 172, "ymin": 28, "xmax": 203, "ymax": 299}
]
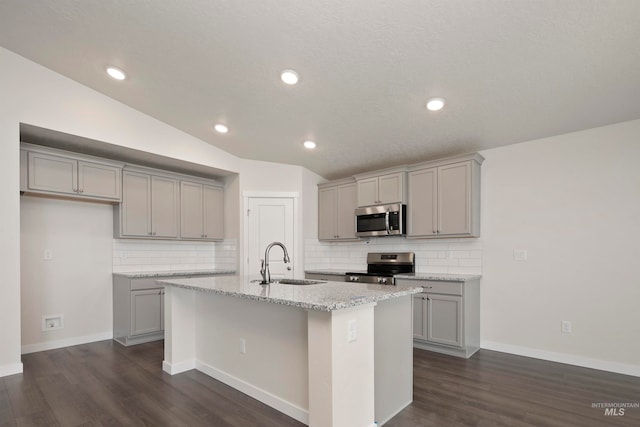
[
  {"xmin": 349, "ymin": 276, "xmax": 359, "ymax": 282},
  {"xmin": 377, "ymin": 277, "xmax": 388, "ymax": 284}
]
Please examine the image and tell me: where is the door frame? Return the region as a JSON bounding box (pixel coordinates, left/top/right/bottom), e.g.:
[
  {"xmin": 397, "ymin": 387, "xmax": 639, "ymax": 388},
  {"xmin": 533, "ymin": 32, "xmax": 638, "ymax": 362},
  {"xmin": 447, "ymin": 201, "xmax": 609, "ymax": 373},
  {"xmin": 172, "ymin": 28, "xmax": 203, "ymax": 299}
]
[{"xmin": 241, "ymin": 191, "xmax": 300, "ymax": 278}]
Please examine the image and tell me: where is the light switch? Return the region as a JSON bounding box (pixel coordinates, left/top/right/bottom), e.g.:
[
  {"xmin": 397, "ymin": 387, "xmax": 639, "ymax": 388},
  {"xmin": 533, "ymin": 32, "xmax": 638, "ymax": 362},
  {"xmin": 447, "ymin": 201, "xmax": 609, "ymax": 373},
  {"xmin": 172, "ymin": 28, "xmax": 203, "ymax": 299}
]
[
  {"xmin": 44, "ymin": 249, "xmax": 53, "ymax": 261},
  {"xmin": 513, "ymin": 249, "xmax": 527, "ymax": 261},
  {"xmin": 347, "ymin": 319, "xmax": 357, "ymax": 342}
]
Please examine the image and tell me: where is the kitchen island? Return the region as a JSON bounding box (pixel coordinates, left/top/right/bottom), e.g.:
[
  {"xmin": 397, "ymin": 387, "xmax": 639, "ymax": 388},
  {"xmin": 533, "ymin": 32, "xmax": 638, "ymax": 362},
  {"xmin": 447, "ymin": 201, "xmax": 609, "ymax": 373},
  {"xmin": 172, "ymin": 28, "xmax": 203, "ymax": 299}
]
[{"xmin": 158, "ymin": 275, "xmax": 423, "ymax": 427}]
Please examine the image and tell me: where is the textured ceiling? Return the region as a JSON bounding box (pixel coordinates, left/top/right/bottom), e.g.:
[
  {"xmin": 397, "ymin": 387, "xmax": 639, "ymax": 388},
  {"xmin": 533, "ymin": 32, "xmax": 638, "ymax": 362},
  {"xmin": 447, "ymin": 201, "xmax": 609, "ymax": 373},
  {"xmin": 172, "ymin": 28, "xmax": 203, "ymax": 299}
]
[{"xmin": 1, "ymin": 0, "xmax": 639, "ymax": 179}]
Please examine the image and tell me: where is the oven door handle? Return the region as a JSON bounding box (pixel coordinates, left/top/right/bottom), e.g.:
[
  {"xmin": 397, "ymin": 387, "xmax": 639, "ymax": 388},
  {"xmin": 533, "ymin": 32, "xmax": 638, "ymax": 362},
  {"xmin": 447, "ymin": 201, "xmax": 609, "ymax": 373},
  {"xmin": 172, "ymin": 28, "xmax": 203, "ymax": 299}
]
[{"xmin": 384, "ymin": 211, "xmax": 391, "ymax": 235}]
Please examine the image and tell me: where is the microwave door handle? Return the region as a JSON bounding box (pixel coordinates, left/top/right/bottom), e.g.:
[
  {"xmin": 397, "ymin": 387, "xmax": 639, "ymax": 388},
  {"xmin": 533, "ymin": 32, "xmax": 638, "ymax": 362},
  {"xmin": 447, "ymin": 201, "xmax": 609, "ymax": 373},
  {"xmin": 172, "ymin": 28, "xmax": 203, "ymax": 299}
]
[{"xmin": 385, "ymin": 211, "xmax": 391, "ymax": 235}]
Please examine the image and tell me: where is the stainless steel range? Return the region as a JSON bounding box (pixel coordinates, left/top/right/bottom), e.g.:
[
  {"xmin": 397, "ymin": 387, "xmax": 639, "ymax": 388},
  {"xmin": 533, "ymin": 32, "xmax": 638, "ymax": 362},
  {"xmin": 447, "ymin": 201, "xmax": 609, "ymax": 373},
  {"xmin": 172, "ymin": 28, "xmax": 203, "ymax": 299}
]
[{"xmin": 346, "ymin": 252, "xmax": 415, "ymax": 285}]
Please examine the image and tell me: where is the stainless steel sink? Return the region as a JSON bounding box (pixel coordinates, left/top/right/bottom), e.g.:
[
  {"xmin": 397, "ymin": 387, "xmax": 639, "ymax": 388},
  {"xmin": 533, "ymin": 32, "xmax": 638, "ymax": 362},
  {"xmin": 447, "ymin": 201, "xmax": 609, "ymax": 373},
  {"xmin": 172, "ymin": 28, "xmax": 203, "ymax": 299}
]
[{"xmin": 274, "ymin": 279, "xmax": 327, "ymax": 285}]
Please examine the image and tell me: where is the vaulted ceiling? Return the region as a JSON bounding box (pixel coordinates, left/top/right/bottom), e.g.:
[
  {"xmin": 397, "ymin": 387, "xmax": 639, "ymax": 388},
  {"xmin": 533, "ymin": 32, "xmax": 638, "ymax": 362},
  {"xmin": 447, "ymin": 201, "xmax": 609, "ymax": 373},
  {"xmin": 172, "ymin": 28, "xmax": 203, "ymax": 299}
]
[{"xmin": 2, "ymin": 0, "xmax": 639, "ymax": 179}]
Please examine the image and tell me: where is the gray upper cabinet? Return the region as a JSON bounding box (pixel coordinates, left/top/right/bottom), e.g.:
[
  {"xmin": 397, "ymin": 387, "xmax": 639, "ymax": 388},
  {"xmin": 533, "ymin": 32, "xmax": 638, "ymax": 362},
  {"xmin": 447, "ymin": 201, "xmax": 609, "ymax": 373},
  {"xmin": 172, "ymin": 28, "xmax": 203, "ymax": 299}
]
[
  {"xmin": 355, "ymin": 169, "xmax": 406, "ymax": 207},
  {"xmin": 318, "ymin": 178, "xmax": 358, "ymax": 241},
  {"xmin": 23, "ymin": 147, "xmax": 121, "ymax": 202},
  {"xmin": 180, "ymin": 180, "xmax": 224, "ymax": 241},
  {"xmin": 407, "ymin": 154, "xmax": 483, "ymax": 238},
  {"xmin": 118, "ymin": 170, "xmax": 179, "ymax": 238}
]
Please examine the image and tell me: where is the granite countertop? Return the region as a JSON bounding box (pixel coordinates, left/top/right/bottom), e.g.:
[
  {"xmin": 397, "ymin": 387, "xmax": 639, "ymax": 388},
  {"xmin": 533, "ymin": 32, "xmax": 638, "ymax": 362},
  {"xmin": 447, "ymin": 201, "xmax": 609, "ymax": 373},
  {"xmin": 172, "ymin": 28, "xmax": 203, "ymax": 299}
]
[
  {"xmin": 113, "ymin": 269, "xmax": 236, "ymax": 278},
  {"xmin": 395, "ymin": 273, "xmax": 481, "ymax": 282},
  {"xmin": 158, "ymin": 275, "xmax": 423, "ymax": 312}
]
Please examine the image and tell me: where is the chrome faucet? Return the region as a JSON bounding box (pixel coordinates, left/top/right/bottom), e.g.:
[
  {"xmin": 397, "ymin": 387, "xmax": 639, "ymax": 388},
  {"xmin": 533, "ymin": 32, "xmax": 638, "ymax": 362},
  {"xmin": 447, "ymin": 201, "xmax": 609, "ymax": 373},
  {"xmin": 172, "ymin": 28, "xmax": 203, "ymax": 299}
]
[{"xmin": 260, "ymin": 242, "xmax": 291, "ymax": 284}]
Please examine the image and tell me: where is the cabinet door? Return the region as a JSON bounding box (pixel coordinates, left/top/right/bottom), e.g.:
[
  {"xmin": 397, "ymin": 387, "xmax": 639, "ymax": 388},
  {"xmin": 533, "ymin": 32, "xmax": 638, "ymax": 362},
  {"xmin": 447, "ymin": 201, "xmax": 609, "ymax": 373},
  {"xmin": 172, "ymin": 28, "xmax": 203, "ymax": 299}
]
[
  {"xmin": 27, "ymin": 151, "xmax": 78, "ymax": 194},
  {"xmin": 122, "ymin": 171, "xmax": 151, "ymax": 237},
  {"xmin": 203, "ymin": 185, "xmax": 224, "ymax": 240},
  {"xmin": 151, "ymin": 176, "xmax": 179, "ymax": 238},
  {"xmin": 378, "ymin": 172, "xmax": 404, "ymax": 204},
  {"xmin": 130, "ymin": 289, "xmax": 163, "ymax": 336},
  {"xmin": 318, "ymin": 186, "xmax": 338, "ymax": 240},
  {"xmin": 357, "ymin": 177, "xmax": 379, "ymax": 207},
  {"xmin": 413, "ymin": 295, "xmax": 427, "ymax": 340},
  {"xmin": 78, "ymin": 161, "xmax": 121, "ymax": 200},
  {"xmin": 426, "ymin": 294, "xmax": 463, "ymax": 347},
  {"xmin": 438, "ymin": 161, "xmax": 471, "ymax": 235},
  {"xmin": 180, "ymin": 181, "xmax": 204, "ymax": 239},
  {"xmin": 336, "ymin": 183, "xmax": 357, "ymax": 239},
  {"xmin": 408, "ymin": 168, "xmax": 438, "ymax": 237}
]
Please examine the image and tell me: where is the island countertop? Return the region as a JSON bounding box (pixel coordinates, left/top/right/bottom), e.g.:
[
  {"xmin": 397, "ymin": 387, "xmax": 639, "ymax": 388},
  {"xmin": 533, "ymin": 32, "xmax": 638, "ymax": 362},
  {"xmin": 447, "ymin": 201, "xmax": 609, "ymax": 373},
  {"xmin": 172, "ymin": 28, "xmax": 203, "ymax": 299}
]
[{"xmin": 158, "ymin": 275, "xmax": 423, "ymax": 312}]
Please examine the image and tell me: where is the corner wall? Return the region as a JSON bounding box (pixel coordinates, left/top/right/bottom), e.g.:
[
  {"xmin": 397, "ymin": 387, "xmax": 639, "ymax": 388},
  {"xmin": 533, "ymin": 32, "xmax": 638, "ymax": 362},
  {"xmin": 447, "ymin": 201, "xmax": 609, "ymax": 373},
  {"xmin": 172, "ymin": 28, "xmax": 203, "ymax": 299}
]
[{"xmin": 480, "ymin": 119, "xmax": 640, "ymax": 375}]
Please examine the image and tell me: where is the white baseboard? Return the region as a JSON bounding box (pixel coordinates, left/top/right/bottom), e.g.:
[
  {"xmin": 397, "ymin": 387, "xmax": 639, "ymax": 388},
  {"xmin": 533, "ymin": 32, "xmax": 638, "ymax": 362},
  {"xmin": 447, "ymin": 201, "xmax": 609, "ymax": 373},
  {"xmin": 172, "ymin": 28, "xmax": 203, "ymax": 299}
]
[
  {"xmin": 21, "ymin": 331, "xmax": 113, "ymax": 355},
  {"xmin": 481, "ymin": 341, "xmax": 640, "ymax": 378},
  {"xmin": 0, "ymin": 362, "xmax": 24, "ymax": 377},
  {"xmin": 196, "ymin": 360, "xmax": 309, "ymax": 425},
  {"xmin": 162, "ymin": 359, "xmax": 195, "ymax": 375}
]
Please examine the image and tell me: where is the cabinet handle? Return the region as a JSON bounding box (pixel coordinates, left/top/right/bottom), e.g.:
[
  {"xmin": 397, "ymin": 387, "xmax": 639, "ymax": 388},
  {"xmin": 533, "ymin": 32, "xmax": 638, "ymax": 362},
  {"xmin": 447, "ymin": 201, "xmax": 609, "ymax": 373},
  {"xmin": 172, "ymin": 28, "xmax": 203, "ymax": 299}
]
[
  {"xmin": 153, "ymin": 232, "xmax": 157, "ymax": 236},
  {"xmin": 73, "ymin": 188, "xmax": 78, "ymax": 193},
  {"xmin": 148, "ymin": 231, "xmax": 153, "ymax": 235},
  {"xmin": 204, "ymin": 234, "xmax": 207, "ymax": 238},
  {"xmin": 79, "ymin": 189, "xmax": 84, "ymax": 193}
]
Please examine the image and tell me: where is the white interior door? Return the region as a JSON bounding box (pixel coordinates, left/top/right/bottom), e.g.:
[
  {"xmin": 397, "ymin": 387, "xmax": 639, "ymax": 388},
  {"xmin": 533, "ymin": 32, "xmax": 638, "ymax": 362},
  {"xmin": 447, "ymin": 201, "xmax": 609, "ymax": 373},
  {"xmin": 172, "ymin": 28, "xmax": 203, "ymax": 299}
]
[{"xmin": 247, "ymin": 197, "xmax": 295, "ymax": 280}]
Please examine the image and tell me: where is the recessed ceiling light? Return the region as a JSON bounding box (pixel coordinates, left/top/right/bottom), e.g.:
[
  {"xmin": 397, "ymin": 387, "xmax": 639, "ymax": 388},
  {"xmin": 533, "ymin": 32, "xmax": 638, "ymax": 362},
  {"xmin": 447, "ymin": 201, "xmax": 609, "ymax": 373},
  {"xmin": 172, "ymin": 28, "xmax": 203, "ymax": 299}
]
[
  {"xmin": 281, "ymin": 70, "xmax": 299, "ymax": 85},
  {"xmin": 106, "ymin": 66, "xmax": 126, "ymax": 80},
  {"xmin": 214, "ymin": 123, "xmax": 229, "ymax": 134},
  {"xmin": 303, "ymin": 140, "xmax": 316, "ymax": 149},
  {"xmin": 426, "ymin": 98, "xmax": 446, "ymax": 111}
]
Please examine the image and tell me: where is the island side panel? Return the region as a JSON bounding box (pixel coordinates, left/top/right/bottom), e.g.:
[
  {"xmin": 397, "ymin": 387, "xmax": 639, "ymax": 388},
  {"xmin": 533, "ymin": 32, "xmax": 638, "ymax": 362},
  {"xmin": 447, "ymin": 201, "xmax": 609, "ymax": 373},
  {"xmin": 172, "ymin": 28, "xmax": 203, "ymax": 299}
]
[
  {"xmin": 308, "ymin": 303, "xmax": 376, "ymax": 427},
  {"xmin": 194, "ymin": 292, "xmax": 309, "ymax": 424},
  {"xmin": 374, "ymin": 295, "xmax": 413, "ymax": 425},
  {"xmin": 163, "ymin": 285, "xmax": 197, "ymax": 374}
]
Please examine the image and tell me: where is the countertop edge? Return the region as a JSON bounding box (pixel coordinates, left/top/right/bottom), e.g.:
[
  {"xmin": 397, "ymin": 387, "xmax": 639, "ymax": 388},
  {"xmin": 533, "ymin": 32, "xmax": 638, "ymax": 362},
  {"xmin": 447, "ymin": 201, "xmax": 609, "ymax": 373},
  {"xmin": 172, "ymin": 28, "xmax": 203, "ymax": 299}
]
[
  {"xmin": 113, "ymin": 270, "xmax": 236, "ymax": 278},
  {"xmin": 158, "ymin": 278, "xmax": 423, "ymax": 312}
]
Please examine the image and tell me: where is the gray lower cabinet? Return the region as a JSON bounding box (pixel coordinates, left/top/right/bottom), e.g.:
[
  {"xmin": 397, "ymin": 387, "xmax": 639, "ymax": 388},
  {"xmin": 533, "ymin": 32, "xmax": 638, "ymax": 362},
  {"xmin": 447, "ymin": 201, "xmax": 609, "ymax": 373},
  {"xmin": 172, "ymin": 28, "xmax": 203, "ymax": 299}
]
[
  {"xmin": 399, "ymin": 278, "xmax": 480, "ymax": 358},
  {"xmin": 114, "ymin": 273, "xmax": 225, "ymax": 346},
  {"xmin": 113, "ymin": 276, "xmax": 166, "ymax": 346}
]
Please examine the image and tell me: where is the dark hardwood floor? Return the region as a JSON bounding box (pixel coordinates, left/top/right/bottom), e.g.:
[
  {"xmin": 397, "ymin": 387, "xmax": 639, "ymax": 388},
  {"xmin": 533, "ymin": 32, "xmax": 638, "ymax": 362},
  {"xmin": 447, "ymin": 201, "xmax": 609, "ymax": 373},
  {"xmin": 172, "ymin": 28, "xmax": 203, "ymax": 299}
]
[{"xmin": 1, "ymin": 341, "xmax": 638, "ymax": 426}]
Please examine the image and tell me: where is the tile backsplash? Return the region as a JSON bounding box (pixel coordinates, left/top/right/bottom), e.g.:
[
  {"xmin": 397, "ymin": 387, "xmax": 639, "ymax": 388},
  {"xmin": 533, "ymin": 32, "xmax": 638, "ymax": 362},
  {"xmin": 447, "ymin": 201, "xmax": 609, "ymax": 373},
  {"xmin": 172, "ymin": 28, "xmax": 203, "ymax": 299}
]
[
  {"xmin": 112, "ymin": 238, "xmax": 237, "ymax": 273},
  {"xmin": 304, "ymin": 237, "xmax": 482, "ymax": 275}
]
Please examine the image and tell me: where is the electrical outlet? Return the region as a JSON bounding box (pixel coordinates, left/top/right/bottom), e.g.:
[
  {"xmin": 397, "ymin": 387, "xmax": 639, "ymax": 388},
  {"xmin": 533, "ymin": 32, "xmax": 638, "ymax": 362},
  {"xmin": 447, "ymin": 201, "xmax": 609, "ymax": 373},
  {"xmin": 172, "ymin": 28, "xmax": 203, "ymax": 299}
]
[
  {"xmin": 42, "ymin": 314, "xmax": 63, "ymax": 331},
  {"xmin": 240, "ymin": 338, "xmax": 246, "ymax": 354},
  {"xmin": 347, "ymin": 319, "xmax": 357, "ymax": 342},
  {"xmin": 513, "ymin": 249, "xmax": 528, "ymax": 261},
  {"xmin": 43, "ymin": 249, "xmax": 53, "ymax": 261},
  {"xmin": 561, "ymin": 320, "xmax": 572, "ymax": 334}
]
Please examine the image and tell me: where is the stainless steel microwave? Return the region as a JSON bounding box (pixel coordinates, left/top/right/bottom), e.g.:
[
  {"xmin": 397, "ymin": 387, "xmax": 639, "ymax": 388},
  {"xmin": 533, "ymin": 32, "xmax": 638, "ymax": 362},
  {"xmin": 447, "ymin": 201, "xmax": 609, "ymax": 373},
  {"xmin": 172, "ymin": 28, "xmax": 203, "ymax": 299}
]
[{"xmin": 355, "ymin": 203, "xmax": 406, "ymax": 237}]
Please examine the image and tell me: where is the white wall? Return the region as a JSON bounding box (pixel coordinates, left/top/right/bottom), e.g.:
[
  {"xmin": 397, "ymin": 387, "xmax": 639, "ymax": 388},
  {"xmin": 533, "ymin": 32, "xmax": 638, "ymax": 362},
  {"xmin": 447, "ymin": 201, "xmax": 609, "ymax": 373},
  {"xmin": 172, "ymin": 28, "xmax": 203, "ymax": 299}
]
[
  {"xmin": 20, "ymin": 197, "xmax": 114, "ymax": 353},
  {"xmin": 0, "ymin": 47, "xmax": 315, "ymax": 374},
  {"xmin": 238, "ymin": 159, "xmax": 324, "ymax": 276},
  {"xmin": 480, "ymin": 119, "xmax": 640, "ymax": 374}
]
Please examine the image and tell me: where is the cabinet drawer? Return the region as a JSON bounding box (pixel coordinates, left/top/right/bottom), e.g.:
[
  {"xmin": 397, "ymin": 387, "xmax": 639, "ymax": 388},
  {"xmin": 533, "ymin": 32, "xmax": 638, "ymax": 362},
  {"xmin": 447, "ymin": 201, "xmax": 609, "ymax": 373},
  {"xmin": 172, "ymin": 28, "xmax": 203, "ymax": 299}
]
[
  {"xmin": 130, "ymin": 278, "xmax": 164, "ymax": 290},
  {"xmin": 418, "ymin": 281, "xmax": 462, "ymax": 296}
]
